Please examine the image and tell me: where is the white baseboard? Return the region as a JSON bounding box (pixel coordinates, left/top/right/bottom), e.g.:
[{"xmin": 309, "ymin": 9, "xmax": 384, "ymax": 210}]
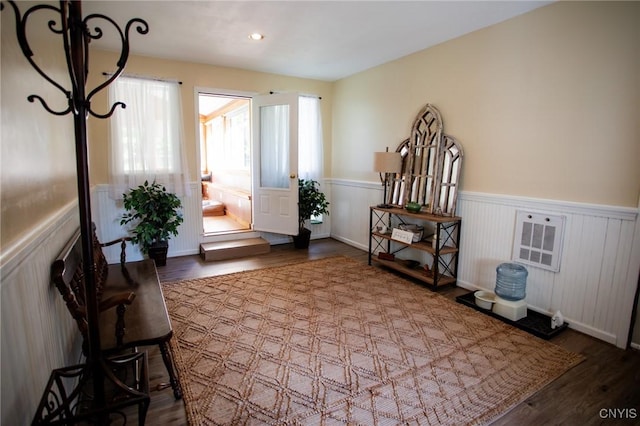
[{"xmin": 331, "ymin": 235, "xmax": 368, "ymax": 252}]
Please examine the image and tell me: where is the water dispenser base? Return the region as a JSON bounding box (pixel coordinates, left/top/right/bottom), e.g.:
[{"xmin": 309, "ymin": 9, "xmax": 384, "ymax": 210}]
[
  {"xmin": 493, "ymin": 296, "xmax": 527, "ymax": 321},
  {"xmin": 456, "ymin": 292, "xmax": 569, "ymax": 339}
]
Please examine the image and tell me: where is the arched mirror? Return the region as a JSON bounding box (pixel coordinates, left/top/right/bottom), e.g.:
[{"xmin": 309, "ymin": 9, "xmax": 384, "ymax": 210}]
[
  {"xmin": 388, "ymin": 138, "xmax": 409, "ymax": 207},
  {"xmin": 387, "ymin": 104, "xmax": 463, "ymax": 216},
  {"xmin": 404, "ymin": 104, "xmax": 443, "ymax": 209},
  {"xmin": 435, "ymin": 134, "xmax": 463, "ymax": 215}
]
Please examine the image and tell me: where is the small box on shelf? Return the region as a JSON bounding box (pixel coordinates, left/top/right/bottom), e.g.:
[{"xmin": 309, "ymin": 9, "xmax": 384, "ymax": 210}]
[
  {"xmin": 377, "ymin": 252, "xmax": 395, "ymax": 261},
  {"xmin": 391, "ymin": 228, "xmax": 415, "ymax": 244}
]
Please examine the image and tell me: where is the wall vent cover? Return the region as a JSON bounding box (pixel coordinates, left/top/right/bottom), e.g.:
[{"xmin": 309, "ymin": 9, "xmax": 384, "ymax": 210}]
[{"xmin": 512, "ymin": 210, "xmax": 565, "ymax": 272}]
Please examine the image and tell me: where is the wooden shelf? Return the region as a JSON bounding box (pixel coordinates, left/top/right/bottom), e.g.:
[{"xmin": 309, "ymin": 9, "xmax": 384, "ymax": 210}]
[
  {"xmin": 372, "ymin": 206, "xmax": 461, "ymax": 223},
  {"xmin": 371, "ymin": 231, "xmax": 459, "ymax": 255},
  {"xmin": 372, "ymin": 257, "xmax": 456, "ymax": 287}
]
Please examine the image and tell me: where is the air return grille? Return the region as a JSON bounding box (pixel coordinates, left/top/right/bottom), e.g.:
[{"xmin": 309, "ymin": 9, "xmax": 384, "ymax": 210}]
[{"xmin": 512, "ymin": 210, "xmax": 565, "ymax": 272}]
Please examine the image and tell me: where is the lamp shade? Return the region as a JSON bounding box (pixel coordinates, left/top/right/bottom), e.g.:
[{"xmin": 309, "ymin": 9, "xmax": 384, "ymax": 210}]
[{"xmin": 373, "ymin": 151, "xmax": 402, "ymax": 173}]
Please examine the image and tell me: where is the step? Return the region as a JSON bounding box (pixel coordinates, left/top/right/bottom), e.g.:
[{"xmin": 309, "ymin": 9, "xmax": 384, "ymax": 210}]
[{"xmin": 199, "ymin": 237, "xmax": 270, "ymax": 262}]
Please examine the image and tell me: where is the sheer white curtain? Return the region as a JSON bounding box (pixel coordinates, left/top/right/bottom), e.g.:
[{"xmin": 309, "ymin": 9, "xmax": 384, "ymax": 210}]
[
  {"xmin": 298, "ymin": 95, "xmax": 324, "ymax": 222},
  {"xmin": 298, "ymin": 95, "xmax": 323, "ymax": 181},
  {"xmin": 108, "ymin": 76, "xmax": 189, "ymax": 198}
]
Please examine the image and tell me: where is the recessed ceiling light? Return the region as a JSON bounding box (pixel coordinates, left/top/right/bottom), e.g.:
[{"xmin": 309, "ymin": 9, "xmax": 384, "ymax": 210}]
[{"xmin": 249, "ymin": 33, "xmax": 264, "ymax": 41}]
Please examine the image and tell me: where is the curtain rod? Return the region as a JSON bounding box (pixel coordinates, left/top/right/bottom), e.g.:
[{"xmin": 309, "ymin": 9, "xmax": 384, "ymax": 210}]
[
  {"xmin": 269, "ymin": 91, "xmax": 321, "ymax": 100},
  {"xmin": 102, "ymin": 72, "xmax": 182, "ymax": 85}
]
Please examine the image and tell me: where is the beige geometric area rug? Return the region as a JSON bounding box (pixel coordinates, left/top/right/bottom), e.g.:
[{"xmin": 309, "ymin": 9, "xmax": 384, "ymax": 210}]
[{"xmin": 163, "ymin": 257, "xmax": 583, "ymax": 425}]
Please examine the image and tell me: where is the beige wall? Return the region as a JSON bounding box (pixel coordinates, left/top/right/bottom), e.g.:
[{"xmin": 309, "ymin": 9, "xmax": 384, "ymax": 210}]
[
  {"xmin": 86, "ymin": 53, "xmax": 334, "ymax": 185},
  {"xmin": 332, "ymin": 1, "xmax": 640, "ymax": 207},
  {"xmin": 1, "ymin": 3, "xmax": 77, "ymax": 255}
]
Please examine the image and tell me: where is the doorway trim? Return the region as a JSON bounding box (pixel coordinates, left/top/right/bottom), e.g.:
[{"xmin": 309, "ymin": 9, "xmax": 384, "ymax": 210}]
[{"xmin": 194, "ymin": 87, "xmax": 258, "ymax": 242}]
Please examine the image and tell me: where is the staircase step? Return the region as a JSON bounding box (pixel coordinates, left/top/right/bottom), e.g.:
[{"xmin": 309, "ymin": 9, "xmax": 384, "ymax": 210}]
[{"xmin": 200, "ymin": 237, "xmax": 270, "ymax": 262}]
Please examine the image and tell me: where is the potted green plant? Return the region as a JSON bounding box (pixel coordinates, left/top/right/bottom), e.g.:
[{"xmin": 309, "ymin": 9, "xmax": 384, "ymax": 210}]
[
  {"xmin": 120, "ymin": 180, "xmax": 184, "ymax": 266},
  {"xmin": 294, "ymin": 178, "xmax": 330, "ymax": 249}
]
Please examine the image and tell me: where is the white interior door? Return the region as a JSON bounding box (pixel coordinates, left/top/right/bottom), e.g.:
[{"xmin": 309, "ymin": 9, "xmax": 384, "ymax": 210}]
[{"xmin": 252, "ymin": 93, "xmax": 299, "ymax": 235}]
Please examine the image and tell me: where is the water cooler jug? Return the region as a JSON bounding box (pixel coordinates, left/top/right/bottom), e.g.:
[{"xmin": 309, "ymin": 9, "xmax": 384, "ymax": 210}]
[{"xmin": 493, "ymin": 262, "xmax": 528, "ymax": 321}]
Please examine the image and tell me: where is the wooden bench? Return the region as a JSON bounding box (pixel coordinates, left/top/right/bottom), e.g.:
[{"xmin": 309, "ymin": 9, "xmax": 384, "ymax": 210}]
[{"xmin": 51, "ymin": 226, "xmax": 182, "ymax": 399}]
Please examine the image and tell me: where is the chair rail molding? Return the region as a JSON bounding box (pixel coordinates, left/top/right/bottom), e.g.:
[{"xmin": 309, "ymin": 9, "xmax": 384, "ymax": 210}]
[{"xmin": 459, "ymin": 191, "xmax": 638, "ymax": 221}]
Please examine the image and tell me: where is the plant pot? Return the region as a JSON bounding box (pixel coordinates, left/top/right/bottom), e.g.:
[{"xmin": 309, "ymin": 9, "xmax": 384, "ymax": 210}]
[
  {"xmin": 148, "ymin": 240, "xmax": 169, "ymax": 266},
  {"xmin": 292, "ymin": 227, "xmax": 312, "ymax": 249}
]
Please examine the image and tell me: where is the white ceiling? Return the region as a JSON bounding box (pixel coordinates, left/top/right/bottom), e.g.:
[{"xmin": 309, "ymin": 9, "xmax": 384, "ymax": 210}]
[{"xmin": 83, "ymin": 1, "xmax": 550, "ymax": 82}]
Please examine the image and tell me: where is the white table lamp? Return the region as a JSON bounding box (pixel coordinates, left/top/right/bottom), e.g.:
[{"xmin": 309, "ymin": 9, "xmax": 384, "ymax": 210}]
[{"xmin": 374, "ymin": 148, "xmax": 402, "ymax": 208}]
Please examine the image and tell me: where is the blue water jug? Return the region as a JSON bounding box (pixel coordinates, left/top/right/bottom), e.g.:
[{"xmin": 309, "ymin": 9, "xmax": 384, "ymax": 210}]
[{"xmin": 495, "ymin": 263, "xmax": 528, "ymax": 301}]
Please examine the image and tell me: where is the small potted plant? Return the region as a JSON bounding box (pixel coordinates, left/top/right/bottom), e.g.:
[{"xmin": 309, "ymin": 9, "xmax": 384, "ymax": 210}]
[
  {"xmin": 294, "ymin": 178, "xmax": 330, "ymax": 249},
  {"xmin": 121, "ymin": 180, "xmax": 184, "ymax": 266}
]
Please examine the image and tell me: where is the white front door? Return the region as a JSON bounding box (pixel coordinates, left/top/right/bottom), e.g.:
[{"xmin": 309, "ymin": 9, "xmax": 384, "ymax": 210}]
[{"xmin": 251, "ymin": 93, "xmax": 299, "ymax": 235}]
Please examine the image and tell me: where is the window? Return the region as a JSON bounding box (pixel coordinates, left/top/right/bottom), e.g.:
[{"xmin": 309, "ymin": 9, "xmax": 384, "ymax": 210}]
[
  {"xmin": 203, "ymin": 103, "xmax": 250, "ymax": 172},
  {"xmin": 298, "ymin": 95, "xmax": 323, "ymax": 181},
  {"xmin": 108, "ymin": 76, "xmax": 188, "ymax": 197}
]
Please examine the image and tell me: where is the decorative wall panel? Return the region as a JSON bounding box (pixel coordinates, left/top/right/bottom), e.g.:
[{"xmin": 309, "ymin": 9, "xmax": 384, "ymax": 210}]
[
  {"xmin": 0, "ymin": 204, "xmax": 81, "ymax": 425},
  {"xmin": 329, "ymin": 179, "xmax": 639, "ymax": 349},
  {"xmin": 92, "ymin": 182, "xmax": 331, "ymax": 264}
]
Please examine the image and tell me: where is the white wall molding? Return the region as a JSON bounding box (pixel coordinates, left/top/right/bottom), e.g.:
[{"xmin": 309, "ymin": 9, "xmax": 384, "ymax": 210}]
[
  {"xmin": 0, "ymin": 199, "xmax": 78, "ymax": 281},
  {"xmin": 459, "ymin": 191, "xmax": 638, "ymax": 222},
  {"xmin": 331, "ymin": 234, "xmax": 368, "ymax": 252},
  {"xmin": 1, "ymin": 204, "xmax": 81, "ymax": 424},
  {"xmin": 326, "ymin": 180, "xmax": 638, "ymax": 221},
  {"xmin": 97, "ymin": 179, "xmax": 637, "ymax": 228},
  {"xmin": 326, "ymin": 178, "xmax": 382, "ymax": 191}
]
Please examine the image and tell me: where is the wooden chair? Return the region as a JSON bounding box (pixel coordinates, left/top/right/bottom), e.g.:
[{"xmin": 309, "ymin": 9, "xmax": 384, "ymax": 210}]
[{"xmin": 51, "ymin": 226, "xmax": 182, "ymax": 400}]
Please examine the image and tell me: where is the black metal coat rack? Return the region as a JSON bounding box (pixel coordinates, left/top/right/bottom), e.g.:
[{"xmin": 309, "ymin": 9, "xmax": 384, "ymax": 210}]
[{"xmin": 2, "ymin": 1, "xmax": 149, "ymax": 422}]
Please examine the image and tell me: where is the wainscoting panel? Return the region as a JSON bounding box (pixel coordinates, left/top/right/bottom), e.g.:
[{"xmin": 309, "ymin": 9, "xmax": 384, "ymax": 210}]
[
  {"xmin": 327, "ymin": 180, "xmax": 639, "ymax": 349},
  {"xmin": 0, "ymin": 203, "xmax": 82, "ymax": 425},
  {"xmin": 452, "ymin": 193, "xmax": 638, "ymax": 348},
  {"xmin": 92, "ymin": 182, "xmax": 332, "ymax": 264},
  {"xmin": 328, "ymin": 179, "xmax": 382, "ymax": 250},
  {"xmin": 92, "ymin": 184, "xmax": 203, "ymax": 263},
  {"xmin": 307, "ymin": 179, "xmax": 332, "ymax": 241}
]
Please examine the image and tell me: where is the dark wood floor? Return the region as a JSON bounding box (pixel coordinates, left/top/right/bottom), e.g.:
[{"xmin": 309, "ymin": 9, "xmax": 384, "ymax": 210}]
[{"xmin": 131, "ymin": 238, "xmax": 640, "ymax": 425}]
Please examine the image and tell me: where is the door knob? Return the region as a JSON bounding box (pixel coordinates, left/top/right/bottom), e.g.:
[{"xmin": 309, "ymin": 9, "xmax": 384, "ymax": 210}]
[{"xmin": 290, "ymin": 174, "xmax": 296, "ymax": 179}]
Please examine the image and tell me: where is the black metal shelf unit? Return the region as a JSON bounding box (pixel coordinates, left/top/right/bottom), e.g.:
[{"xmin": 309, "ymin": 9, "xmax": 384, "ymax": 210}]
[{"xmin": 368, "ymin": 206, "xmax": 461, "ymax": 289}]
